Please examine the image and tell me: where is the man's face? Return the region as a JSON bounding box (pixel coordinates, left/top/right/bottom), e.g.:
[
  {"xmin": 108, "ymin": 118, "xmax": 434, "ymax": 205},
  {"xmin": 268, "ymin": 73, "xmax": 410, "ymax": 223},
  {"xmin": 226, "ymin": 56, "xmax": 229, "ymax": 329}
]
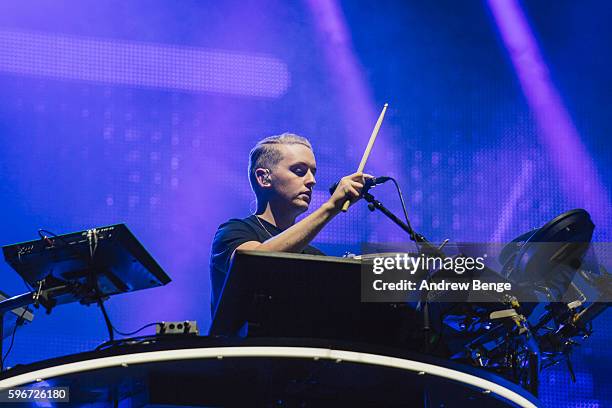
[{"xmin": 269, "ymin": 143, "xmax": 317, "ymax": 214}]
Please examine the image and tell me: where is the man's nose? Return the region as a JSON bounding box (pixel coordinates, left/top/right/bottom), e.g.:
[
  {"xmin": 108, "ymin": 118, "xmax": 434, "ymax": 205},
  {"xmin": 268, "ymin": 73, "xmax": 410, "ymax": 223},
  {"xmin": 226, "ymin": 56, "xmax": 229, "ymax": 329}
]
[{"xmin": 305, "ymin": 170, "xmax": 316, "ymax": 188}]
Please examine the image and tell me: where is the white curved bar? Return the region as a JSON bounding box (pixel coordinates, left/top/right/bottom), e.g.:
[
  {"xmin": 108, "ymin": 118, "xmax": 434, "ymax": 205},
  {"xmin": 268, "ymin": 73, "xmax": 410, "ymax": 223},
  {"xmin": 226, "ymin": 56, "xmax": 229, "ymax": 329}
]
[{"xmin": 0, "ymin": 346, "xmax": 537, "ymax": 408}]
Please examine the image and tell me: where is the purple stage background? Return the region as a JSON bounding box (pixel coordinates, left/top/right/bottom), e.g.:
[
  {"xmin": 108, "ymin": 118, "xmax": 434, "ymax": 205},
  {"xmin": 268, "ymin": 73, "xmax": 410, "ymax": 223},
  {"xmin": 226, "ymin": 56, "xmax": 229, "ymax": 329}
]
[{"xmin": 1, "ymin": 1, "xmax": 610, "ymax": 406}]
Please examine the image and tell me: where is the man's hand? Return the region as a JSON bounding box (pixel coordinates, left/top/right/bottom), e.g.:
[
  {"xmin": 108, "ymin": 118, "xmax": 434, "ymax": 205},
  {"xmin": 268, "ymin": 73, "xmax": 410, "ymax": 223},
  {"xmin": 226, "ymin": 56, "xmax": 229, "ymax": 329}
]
[
  {"xmin": 234, "ymin": 172, "xmax": 373, "ymax": 257},
  {"xmin": 327, "ymin": 172, "xmax": 373, "ymax": 212}
]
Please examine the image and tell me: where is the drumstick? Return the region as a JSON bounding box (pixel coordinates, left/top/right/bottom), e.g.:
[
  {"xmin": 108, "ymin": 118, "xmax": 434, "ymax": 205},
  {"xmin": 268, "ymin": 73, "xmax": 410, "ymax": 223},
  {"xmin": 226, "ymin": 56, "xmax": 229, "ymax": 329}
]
[{"xmin": 341, "ymin": 103, "xmax": 388, "ymax": 212}]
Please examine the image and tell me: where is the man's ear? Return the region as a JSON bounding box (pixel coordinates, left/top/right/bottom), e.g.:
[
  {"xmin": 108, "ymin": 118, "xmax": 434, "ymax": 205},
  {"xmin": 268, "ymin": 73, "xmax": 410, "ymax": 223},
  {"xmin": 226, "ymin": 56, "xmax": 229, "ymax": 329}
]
[{"xmin": 255, "ymin": 168, "xmax": 272, "ymax": 188}]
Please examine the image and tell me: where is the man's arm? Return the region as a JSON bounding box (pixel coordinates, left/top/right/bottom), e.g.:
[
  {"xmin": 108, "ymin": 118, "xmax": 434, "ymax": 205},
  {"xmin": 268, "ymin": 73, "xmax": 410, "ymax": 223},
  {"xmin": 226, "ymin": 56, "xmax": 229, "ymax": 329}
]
[{"xmin": 234, "ymin": 172, "xmax": 366, "ymax": 255}]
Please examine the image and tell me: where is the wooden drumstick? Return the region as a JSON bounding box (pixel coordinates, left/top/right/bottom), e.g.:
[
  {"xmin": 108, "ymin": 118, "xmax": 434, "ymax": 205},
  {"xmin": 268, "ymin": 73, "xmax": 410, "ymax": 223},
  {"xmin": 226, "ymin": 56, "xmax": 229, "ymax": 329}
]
[{"xmin": 341, "ymin": 103, "xmax": 389, "ymax": 212}]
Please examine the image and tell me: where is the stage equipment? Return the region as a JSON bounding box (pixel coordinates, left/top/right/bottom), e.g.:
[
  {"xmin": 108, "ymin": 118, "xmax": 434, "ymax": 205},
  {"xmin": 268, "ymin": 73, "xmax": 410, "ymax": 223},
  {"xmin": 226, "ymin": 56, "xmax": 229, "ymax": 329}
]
[
  {"xmin": 0, "ymin": 290, "xmax": 35, "ymax": 371},
  {"xmin": 434, "ymin": 210, "xmax": 609, "ymax": 393},
  {"xmin": 210, "ymin": 250, "xmax": 418, "ymax": 346},
  {"xmin": 340, "ymin": 102, "xmax": 388, "ymax": 211},
  {"xmin": 0, "ymin": 224, "xmax": 171, "ymax": 370},
  {"xmin": 156, "ymin": 320, "xmax": 199, "ymax": 335},
  {"xmin": 500, "ymin": 209, "xmax": 594, "ymax": 298},
  {"xmin": 353, "ymin": 168, "xmax": 610, "ymax": 394},
  {"xmin": 333, "ymin": 170, "xmax": 609, "ymax": 396},
  {"xmin": 0, "ymin": 336, "xmax": 541, "ymax": 407},
  {"xmin": 0, "ymin": 290, "xmax": 33, "ymax": 341}
]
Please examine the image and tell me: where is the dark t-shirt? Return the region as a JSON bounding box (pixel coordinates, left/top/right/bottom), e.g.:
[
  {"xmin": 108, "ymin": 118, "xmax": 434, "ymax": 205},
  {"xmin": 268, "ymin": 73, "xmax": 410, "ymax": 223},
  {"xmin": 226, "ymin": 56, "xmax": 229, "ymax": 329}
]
[{"xmin": 210, "ymin": 215, "xmax": 324, "ymax": 313}]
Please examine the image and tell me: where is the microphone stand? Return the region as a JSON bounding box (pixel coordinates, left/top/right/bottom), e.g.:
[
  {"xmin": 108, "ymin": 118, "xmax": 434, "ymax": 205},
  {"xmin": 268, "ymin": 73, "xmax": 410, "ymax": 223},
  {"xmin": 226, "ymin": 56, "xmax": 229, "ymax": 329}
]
[{"xmin": 362, "ymin": 190, "xmax": 445, "ymax": 352}]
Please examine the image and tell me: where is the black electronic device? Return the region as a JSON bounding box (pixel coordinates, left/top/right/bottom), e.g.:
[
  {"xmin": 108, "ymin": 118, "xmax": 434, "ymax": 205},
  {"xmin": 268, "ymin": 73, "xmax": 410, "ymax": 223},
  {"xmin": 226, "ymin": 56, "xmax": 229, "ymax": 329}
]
[
  {"xmin": 0, "ymin": 224, "xmax": 171, "ymax": 371},
  {"xmin": 210, "ymin": 250, "xmax": 419, "ymax": 347},
  {"xmin": 2, "ymin": 224, "xmax": 171, "ymax": 307}
]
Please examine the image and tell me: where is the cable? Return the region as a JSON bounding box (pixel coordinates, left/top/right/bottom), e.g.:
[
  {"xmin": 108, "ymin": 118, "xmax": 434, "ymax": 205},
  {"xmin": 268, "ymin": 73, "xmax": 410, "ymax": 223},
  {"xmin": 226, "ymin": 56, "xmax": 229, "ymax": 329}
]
[
  {"xmin": 389, "ymin": 178, "xmax": 411, "ymax": 229},
  {"xmin": 95, "ymin": 294, "xmax": 162, "ymax": 342},
  {"xmin": 94, "ymin": 292, "xmax": 160, "ymax": 340},
  {"xmin": 97, "ymin": 297, "xmax": 115, "ymax": 342},
  {"xmin": 113, "ymin": 322, "xmax": 161, "ymax": 337},
  {"xmin": 1, "ymin": 308, "xmax": 28, "ymax": 368},
  {"xmin": 37, "ymin": 229, "xmax": 71, "ymax": 246},
  {"xmin": 388, "ymin": 177, "xmax": 420, "ymax": 253},
  {"xmin": 95, "ymin": 294, "xmax": 160, "ymax": 339},
  {"xmin": 386, "ymin": 177, "xmax": 442, "ymax": 352}
]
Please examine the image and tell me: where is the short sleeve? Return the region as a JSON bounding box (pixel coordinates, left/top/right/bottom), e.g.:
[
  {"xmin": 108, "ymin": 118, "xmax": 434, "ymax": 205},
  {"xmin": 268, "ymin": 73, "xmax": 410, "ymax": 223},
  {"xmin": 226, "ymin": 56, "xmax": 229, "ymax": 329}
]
[{"xmin": 210, "ymin": 219, "xmax": 261, "ymax": 313}]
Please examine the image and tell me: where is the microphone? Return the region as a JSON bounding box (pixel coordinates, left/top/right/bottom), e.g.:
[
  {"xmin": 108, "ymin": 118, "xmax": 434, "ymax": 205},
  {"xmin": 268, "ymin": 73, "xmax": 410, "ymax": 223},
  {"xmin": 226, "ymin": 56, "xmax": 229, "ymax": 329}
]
[
  {"xmin": 365, "ymin": 176, "xmax": 392, "ymax": 188},
  {"xmin": 328, "ymin": 176, "xmax": 392, "ymax": 195}
]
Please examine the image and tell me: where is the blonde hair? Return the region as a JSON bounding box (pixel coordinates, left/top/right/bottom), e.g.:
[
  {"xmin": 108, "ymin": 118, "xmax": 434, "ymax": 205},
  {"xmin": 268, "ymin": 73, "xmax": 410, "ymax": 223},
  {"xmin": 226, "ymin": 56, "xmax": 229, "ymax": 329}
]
[{"xmin": 248, "ymin": 133, "xmax": 313, "ymax": 196}]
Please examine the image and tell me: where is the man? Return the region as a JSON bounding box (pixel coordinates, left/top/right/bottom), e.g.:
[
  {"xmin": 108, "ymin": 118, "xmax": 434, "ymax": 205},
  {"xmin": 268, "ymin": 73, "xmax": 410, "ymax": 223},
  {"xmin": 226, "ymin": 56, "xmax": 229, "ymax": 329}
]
[{"xmin": 210, "ymin": 133, "xmax": 368, "ymax": 311}]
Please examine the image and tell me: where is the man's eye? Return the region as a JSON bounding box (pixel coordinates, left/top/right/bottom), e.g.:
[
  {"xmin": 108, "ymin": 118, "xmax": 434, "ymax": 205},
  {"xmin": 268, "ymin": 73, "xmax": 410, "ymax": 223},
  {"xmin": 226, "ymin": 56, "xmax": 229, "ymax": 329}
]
[{"xmin": 293, "ymin": 168, "xmax": 306, "ymax": 176}]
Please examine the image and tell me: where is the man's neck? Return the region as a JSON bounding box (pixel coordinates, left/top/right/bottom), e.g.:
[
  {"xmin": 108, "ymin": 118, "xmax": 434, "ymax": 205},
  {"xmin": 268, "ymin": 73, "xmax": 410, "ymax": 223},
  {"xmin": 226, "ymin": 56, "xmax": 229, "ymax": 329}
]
[{"xmin": 256, "ymin": 203, "xmax": 298, "ymax": 230}]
